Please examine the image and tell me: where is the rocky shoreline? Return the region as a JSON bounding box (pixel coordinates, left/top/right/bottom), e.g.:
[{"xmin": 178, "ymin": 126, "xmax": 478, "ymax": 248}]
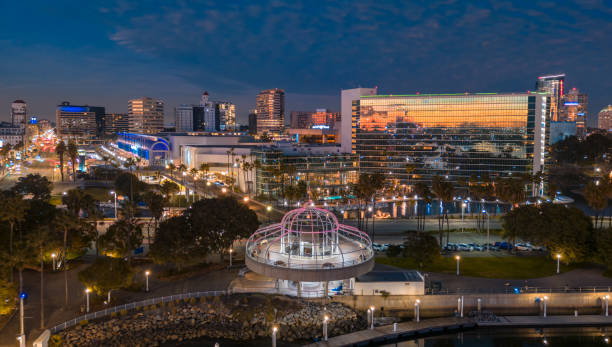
[{"xmin": 55, "ymin": 294, "xmax": 366, "ymax": 346}]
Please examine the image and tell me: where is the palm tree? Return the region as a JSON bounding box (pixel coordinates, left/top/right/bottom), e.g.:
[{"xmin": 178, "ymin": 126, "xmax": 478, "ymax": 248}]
[
  {"xmin": 67, "ymin": 141, "xmax": 78, "ymax": 182},
  {"xmin": 53, "ymin": 210, "xmax": 78, "ymax": 306},
  {"xmin": 432, "ymin": 175, "xmax": 455, "ymax": 246},
  {"xmin": 55, "ymin": 141, "xmax": 66, "ymax": 181},
  {"xmin": 2, "ymin": 241, "xmax": 36, "ymax": 294},
  {"xmin": 0, "ymin": 194, "xmax": 27, "ymax": 256},
  {"xmin": 167, "ymin": 163, "xmax": 176, "ymax": 179},
  {"xmin": 142, "ymin": 191, "xmax": 164, "ymax": 246},
  {"xmin": 584, "ymin": 180, "xmax": 608, "ymax": 229},
  {"xmin": 27, "ymin": 226, "xmax": 56, "ymax": 329}
]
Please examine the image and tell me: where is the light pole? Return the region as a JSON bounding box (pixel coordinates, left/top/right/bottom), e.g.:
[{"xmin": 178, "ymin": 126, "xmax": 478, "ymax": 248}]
[
  {"xmin": 556, "ymin": 254, "xmax": 561, "ymax": 274},
  {"xmin": 18, "ymin": 292, "xmax": 26, "ymax": 347},
  {"xmin": 229, "ymin": 249, "xmax": 233, "ymax": 268},
  {"xmin": 543, "ymin": 296, "xmax": 548, "ymax": 317},
  {"xmin": 51, "ymin": 253, "xmax": 56, "ymax": 271},
  {"xmin": 461, "ymin": 202, "xmax": 466, "ymax": 232},
  {"xmin": 145, "ymin": 270, "xmax": 150, "ymax": 292},
  {"xmin": 85, "ymin": 288, "xmax": 91, "ymax": 313},
  {"xmin": 605, "ymin": 295, "xmax": 609, "ymax": 317},
  {"xmin": 456, "ymin": 255, "xmax": 461, "ymax": 276},
  {"xmin": 323, "ymin": 315, "xmax": 329, "ymax": 341},
  {"xmin": 483, "ymin": 209, "xmax": 490, "ymax": 252},
  {"xmin": 370, "ymin": 306, "xmax": 375, "ymax": 329},
  {"xmin": 415, "ymin": 299, "xmax": 420, "ymax": 322},
  {"xmin": 267, "ymin": 205, "xmax": 272, "ymax": 223},
  {"xmin": 182, "ymin": 171, "xmax": 187, "ymax": 204},
  {"xmin": 272, "ymin": 326, "xmax": 278, "ymax": 347},
  {"xmin": 110, "ymin": 191, "xmax": 117, "ymax": 219}
]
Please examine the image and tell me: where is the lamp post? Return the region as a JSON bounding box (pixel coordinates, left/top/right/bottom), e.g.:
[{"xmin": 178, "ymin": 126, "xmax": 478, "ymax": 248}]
[
  {"xmin": 110, "ymin": 191, "xmax": 117, "ymax": 219},
  {"xmin": 456, "ymin": 255, "xmax": 461, "ymax": 276},
  {"xmin": 145, "ymin": 271, "xmax": 150, "ymax": 292},
  {"xmin": 229, "ymin": 249, "xmax": 233, "ymax": 268},
  {"xmin": 267, "ymin": 205, "xmax": 272, "ymax": 223},
  {"xmin": 556, "ymin": 254, "xmax": 561, "ymax": 274},
  {"xmin": 605, "ymin": 295, "xmax": 609, "ymax": 317},
  {"xmin": 415, "ymin": 299, "xmax": 420, "ymax": 322},
  {"xmin": 461, "ymin": 202, "xmax": 466, "ymax": 232},
  {"xmin": 272, "ymin": 326, "xmax": 278, "ymax": 347},
  {"xmin": 18, "ymin": 292, "xmax": 26, "ymax": 347},
  {"xmin": 370, "ymin": 306, "xmax": 375, "ymax": 329},
  {"xmin": 51, "ymin": 253, "xmax": 56, "ymax": 271},
  {"xmin": 323, "ymin": 315, "xmax": 329, "ymax": 341},
  {"xmin": 85, "ymin": 288, "xmax": 91, "ymax": 313},
  {"xmin": 483, "ymin": 209, "xmax": 490, "ymax": 252},
  {"xmin": 543, "ymin": 296, "xmax": 548, "ymax": 317}
]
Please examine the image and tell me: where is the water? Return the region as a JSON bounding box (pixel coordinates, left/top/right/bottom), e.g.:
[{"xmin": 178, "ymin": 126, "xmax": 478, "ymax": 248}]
[
  {"xmin": 381, "ymin": 327, "xmax": 612, "ymax": 346},
  {"xmin": 166, "ymin": 337, "xmax": 300, "ymax": 346}
]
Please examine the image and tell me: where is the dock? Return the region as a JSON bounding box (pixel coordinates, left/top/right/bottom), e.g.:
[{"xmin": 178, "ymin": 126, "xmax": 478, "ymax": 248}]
[{"xmin": 305, "ymin": 315, "xmax": 612, "ymax": 347}]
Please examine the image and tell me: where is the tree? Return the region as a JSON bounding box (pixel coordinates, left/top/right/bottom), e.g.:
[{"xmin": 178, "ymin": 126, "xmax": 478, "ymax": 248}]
[
  {"xmin": 53, "ymin": 209, "xmax": 81, "ymax": 306},
  {"xmin": 55, "ymin": 141, "xmax": 66, "ymax": 181},
  {"xmin": 0, "ymin": 279, "xmax": 15, "ymax": 315},
  {"xmin": 67, "ymin": 141, "xmax": 78, "ymax": 182},
  {"xmin": 160, "ymin": 180, "xmax": 180, "ymax": 200},
  {"xmin": 12, "ymin": 174, "xmax": 52, "ymax": 201},
  {"xmin": 150, "ymin": 216, "xmax": 209, "ymax": 271},
  {"xmin": 402, "ymin": 231, "xmax": 440, "ymax": 269},
  {"xmin": 114, "ymin": 172, "xmax": 147, "ymax": 202},
  {"xmin": 596, "ymin": 227, "xmax": 612, "ymax": 272},
  {"xmin": 186, "ymin": 197, "xmax": 260, "ymax": 255},
  {"xmin": 27, "ymin": 225, "xmax": 57, "ymax": 329},
  {"xmin": 99, "ymin": 218, "xmax": 143, "ymax": 264},
  {"xmin": 167, "ymin": 163, "xmax": 176, "ymax": 178},
  {"xmin": 432, "ymin": 175, "xmax": 454, "ymax": 246},
  {"xmin": 78, "ymin": 257, "xmax": 133, "ymax": 296},
  {"xmin": 501, "ymin": 204, "xmax": 541, "ymax": 250},
  {"xmin": 0, "ymin": 192, "xmax": 28, "ymax": 255},
  {"xmin": 413, "ymin": 182, "xmax": 432, "ymax": 232},
  {"xmin": 584, "ymin": 180, "xmax": 608, "ymax": 229},
  {"xmin": 142, "ymin": 191, "xmax": 165, "ymax": 246},
  {"xmin": 2, "ymin": 241, "xmax": 36, "ymax": 294}
]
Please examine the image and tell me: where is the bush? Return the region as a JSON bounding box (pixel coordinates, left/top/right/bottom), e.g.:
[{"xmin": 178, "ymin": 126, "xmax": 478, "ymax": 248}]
[
  {"xmin": 149, "ymin": 304, "xmax": 157, "ymax": 310},
  {"xmin": 386, "ymin": 245, "xmax": 402, "ymax": 257},
  {"xmin": 189, "ymin": 297, "xmax": 196, "ymax": 305},
  {"xmin": 79, "ymin": 319, "xmax": 88, "ymax": 326},
  {"xmin": 49, "ymin": 334, "xmax": 62, "ymax": 347},
  {"xmin": 110, "ymin": 312, "xmax": 117, "ymax": 318},
  {"xmin": 200, "ymin": 296, "xmax": 207, "ymax": 304},
  {"xmin": 120, "ymin": 309, "xmax": 128, "ymax": 316}
]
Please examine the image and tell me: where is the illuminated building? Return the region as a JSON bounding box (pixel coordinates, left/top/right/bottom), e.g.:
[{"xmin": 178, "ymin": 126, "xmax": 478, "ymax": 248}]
[
  {"xmin": 216, "ymin": 101, "xmax": 236, "ymax": 131},
  {"xmin": 340, "ymin": 88, "xmax": 377, "ymax": 153},
  {"xmin": 116, "ymin": 132, "xmax": 170, "ymax": 167},
  {"xmin": 0, "ymin": 122, "xmax": 23, "ymax": 147},
  {"xmin": 174, "ymin": 104, "xmax": 194, "ymax": 132},
  {"xmin": 598, "ymin": 105, "xmax": 612, "ymax": 131},
  {"xmin": 103, "ymin": 113, "xmax": 130, "ymax": 135},
  {"xmin": 288, "ymin": 109, "xmax": 341, "ymax": 144},
  {"xmin": 352, "ymin": 92, "xmax": 550, "ymax": 195},
  {"xmin": 128, "ymin": 97, "xmax": 164, "ymax": 134},
  {"xmin": 11, "ymin": 100, "xmax": 27, "ymax": 129},
  {"xmin": 536, "ymin": 74, "xmax": 564, "ymax": 121},
  {"xmin": 176, "ymin": 93, "xmax": 236, "ymax": 132},
  {"xmin": 256, "ymin": 88, "xmax": 285, "ymax": 135},
  {"xmin": 56, "ymin": 102, "xmax": 105, "ymax": 142},
  {"xmin": 561, "ymin": 87, "xmax": 588, "ymax": 137}
]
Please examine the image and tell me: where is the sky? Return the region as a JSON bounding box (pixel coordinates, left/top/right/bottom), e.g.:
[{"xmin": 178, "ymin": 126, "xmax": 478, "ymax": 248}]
[{"xmin": 1, "ymin": 0, "xmax": 611, "ymax": 127}]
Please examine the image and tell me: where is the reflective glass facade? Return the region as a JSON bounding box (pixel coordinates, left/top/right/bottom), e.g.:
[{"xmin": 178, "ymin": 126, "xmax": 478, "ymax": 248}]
[{"xmin": 353, "ymin": 93, "xmax": 550, "ymax": 192}]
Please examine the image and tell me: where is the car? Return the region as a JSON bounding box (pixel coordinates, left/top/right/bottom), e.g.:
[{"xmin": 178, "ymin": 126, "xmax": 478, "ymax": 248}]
[
  {"xmin": 444, "ymin": 243, "xmax": 457, "ymax": 251},
  {"xmin": 469, "ymin": 243, "xmax": 484, "ymax": 251},
  {"xmin": 457, "ymin": 243, "xmax": 473, "ymax": 252},
  {"xmin": 514, "ymin": 243, "xmax": 531, "ymax": 251}
]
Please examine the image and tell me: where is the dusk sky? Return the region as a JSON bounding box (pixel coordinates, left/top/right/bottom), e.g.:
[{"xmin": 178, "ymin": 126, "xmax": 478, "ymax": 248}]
[{"xmin": 1, "ymin": 0, "xmax": 611, "ymax": 126}]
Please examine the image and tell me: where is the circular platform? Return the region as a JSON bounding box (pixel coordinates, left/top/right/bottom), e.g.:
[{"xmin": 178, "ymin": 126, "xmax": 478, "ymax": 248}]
[{"xmin": 245, "ymin": 207, "xmax": 374, "ymax": 282}]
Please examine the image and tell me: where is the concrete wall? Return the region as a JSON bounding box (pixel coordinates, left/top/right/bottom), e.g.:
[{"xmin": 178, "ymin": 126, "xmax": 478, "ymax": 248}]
[
  {"xmin": 330, "ymin": 292, "xmax": 611, "ymax": 318},
  {"xmin": 353, "ymin": 281, "xmax": 425, "ymax": 296}
]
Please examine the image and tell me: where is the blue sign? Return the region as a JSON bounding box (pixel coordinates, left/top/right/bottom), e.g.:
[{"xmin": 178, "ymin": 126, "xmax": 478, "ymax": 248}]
[{"xmin": 60, "ymin": 106, "xmax": 88, "ymax": 113}]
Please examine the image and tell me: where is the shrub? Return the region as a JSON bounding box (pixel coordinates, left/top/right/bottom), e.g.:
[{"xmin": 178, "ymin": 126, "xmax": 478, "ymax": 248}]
[
  {"xmin": 49, "ymin": 334, "xmax": 62, "ymax": 347},
  {"xmin": 120, "ymin": 309, "xmax": 128, "ymax": 316},
  {"xmin": 143, "ymin": 305, "xmax": 149, "ymax": 311},
  {"xmin": 189, "ymin": 297, "xmax": 196, "ymax": 305},
  {"xmin": 79, "ymin": 319, "xmax": 88, "ymax": 326},
  {"xmin": 386, "ymin": 245, "xmax": 402, "ymax": 257},
  {"xmin": 110, "ymin": 312, "xmax": 117, "ymax": 318},
  {"xmin": 149, "ymin": 304, "xmax": 157, "ymax": 310},
  {"xmin": 380, "ymin": 290, "xmax": 390, "ymax": 298},
  {"xmin": 183, "ymin": 297, "xmax": 190, "ymax": 303},
  {"xmin": 200, "ymin": 296, "xmax": 207, "ymax": 304}
]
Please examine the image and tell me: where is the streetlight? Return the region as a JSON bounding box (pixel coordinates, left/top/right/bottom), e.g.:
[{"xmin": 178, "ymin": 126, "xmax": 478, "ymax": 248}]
[
  {"xmin": 461, "ymin": 202, "xmax": 466, "ymax": 232},
  {"xmin": 267, "ymin": 205, "xmax": 272, "ymax": 223},
  {"xmin": 370, "ymin": 306, "xmax": 375, "ymax": 329},
  {"xmin": 605, "ymin": 295, "xmax": 609, "ymax": 317},
  {"xmin": 85, "ymin": 288, "xmax": 91, "ymax": 313},
  {"xmin": 456, "ymin": 255, "xmax": 461, "ymax": 276},
  {"xmin": 51, "ymin": 253, "xmax": 56, "ymax": 271},
  {"xmin": 243, "ymin": 196, "xmax": 249, "ymax": 202},
  {"xmin": 556, "ymin": 254, "xmax": 561, "ymax": 274},
  {"xmin": 543, "ymin": 296, "xmax": 548, "ymax": 317},
  {"xmin": 414, "ymin": 299, "xmax": 420, "ymax": 322},
  {"xmin": 483, "ymin": 209, "xmax": 490, "ymax": 252},
  {"xmin": 229, "ymin": 249, "xmax": 233, "ymax": 268},
  {"xmin": 221, "ymin": 187, "xmax": 227, "ymax": 194},
  {"xmin": 145, "ymin": 271, "xmax": 150, "ymax": 292},
  {"xmin": 110, "ymin": 191, "xmax": 117, "ymax": 219},
  {"xmin": 323, "ymin": 315, "xmax": 329, "ymax": 341},
  {"xmin": 18, "ymin": 292, "xmax": 26, "ymax": 347},
  {"xmin": 272, "ymin": 326, "xmax": 278, "ymax": 347}
]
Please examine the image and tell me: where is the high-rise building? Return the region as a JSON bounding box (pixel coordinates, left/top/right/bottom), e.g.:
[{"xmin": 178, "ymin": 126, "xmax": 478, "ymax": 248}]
[
  {"xmin": 255, "ymin": 88, "xmax": 285, "ymax": 135},
  {"xmin": 290, "ymin": 109, "xmax": 340, "ymax": 129},
  {"xmin": 598, "ymin": 105, "xmax": 612, "ymax": 131},
  {"xmin": 248, "ymin": 111, "xmax": 257, "ymax": 135},
  {"xmin": 216, "ymin": 101, "xmax": 236, "ymax": 131},
  {"xmin": 174, "ymin": 105, "xmax": 194, "ymax": 132},
  {"xmin": 341, "ymin": 88, "xmax": 377, "ymax": 153},
  {"xmin": 56, "ymin": 102, "xmax": 104, "ymax": 141},
  {"xmin": 353, "ymin": 92, "xmax": 550, "ymax": 195},
  {"xmin": 11, "ymin": 100, "xmax": 27, "ymax": 129},
  {"xmin": 104, "ymin": 113, "xmax": 130, "ymax": 135},
  {"xmin": 128, "ymin": 97, "xmax": 164, "ymax": 134},
  {"xmin": 200, "ymin": 92, "xmax": 217, "ymax": 132},
  {"xmin": 562, "ymin": 87, "xmax": 588, "ymax": 137},
  {"xmin": 536, "ymin": 74, "xmax": 565, "ymax": 122}
]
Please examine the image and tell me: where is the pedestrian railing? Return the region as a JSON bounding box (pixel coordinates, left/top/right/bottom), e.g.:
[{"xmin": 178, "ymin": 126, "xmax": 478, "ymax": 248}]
[
  {"xmin": 49, "ymin": 290, "xmax": 226, "ymax": 334},
  {"xmin": 427, "ymin": 286, "xmax": 612, "ymax": 295}
]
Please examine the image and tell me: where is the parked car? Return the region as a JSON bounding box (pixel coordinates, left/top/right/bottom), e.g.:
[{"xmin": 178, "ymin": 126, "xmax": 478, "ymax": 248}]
[
  {"xmin": 469, "ymin": 243, "xmax": 484, "ymax": 251},
  {"xmin": 495, "ymin": 241, "xmax": 513, "ymax": 250},
  {"xmin": 457, "ymin": 243, "xmax": 474, "ymax": 252},
  {"xmin": 514, "ymin": 243, "xmax": 531, "ymax": 251}
]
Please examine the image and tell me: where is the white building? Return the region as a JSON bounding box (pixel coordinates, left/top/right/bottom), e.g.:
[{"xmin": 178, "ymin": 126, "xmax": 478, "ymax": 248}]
[
  {"xmin": 11, "ymin": 100, "xmax": 27, "ymax": 129},
  {"xmin": 174, "ymin": 105, "xmax": 194, "ymax": 132},
  {"xmin": 340, "ymin": 88, "xmax": 377, "ymax": 153},
  {"xmin": 352, "ymin": 271, "xmax": 425, "ymax": 296}
]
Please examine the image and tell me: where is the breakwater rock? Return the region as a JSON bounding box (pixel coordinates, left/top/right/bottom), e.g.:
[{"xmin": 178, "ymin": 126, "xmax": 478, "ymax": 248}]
[{"xmin": 56, "ymin": 294, "xmax": 366, "ymax": 346}]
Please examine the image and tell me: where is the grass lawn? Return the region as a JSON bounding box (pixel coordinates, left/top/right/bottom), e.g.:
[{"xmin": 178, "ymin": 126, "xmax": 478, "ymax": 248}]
[{"xmin": 376, "ymin": 255, "xmax": 578, "ymax": 279}]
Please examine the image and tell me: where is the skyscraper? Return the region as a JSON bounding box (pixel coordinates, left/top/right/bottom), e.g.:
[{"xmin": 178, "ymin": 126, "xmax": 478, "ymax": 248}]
[
  {"xmin": 216, "ymin": 101, "xmax": 236, "ymax": 131},
  {"xmin": 174, "ymin": 104, "xmax": 194, "ymax": 132},
  {"xmin": 104, "ymin": 113, "xmax": 130, "ymax": 135},
  {"xmin": 128, "ymin": 97, "xmax": 164, "ymax": 134},
  {"xmin": 598, "ymin": 105, "xmax": 612, "ymax": 131},
  {"xmin": 341, "ymin": 88, "xmax": 377, "ymax": 153},
  {"xmin": 562, "ymin": 87, "xmax": 588, "ymax": 137},
  {"xmin": 56, "ymin": 102, "xmax": 104, "ymax": 141},
  {"xmin": 200, "ymin": 92, "xmax": 217, "ymax": 132},
  {"xmin": 536, "ymin": 74, "xmax": 565, "ymax": 121},
  {"xmin": 11, "ymin": 100, "xmax": 27, "ymax": 129},
  {"xmin": 255, "ymin": 88, "xmax": 285, "ymax": 135}
]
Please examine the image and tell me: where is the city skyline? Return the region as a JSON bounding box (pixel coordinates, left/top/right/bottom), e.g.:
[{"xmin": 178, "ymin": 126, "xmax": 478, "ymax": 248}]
[{"xmin": 1, "ymin": 1, "xmax": 611, "ymax": 127}]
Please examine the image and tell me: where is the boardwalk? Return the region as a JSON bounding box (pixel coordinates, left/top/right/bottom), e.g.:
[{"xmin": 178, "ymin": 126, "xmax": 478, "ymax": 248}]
[
  {"xmin": 306, "ymin": 315, "xmax": 612, "ymax": 347},
  {"xmin": 304, "ymin": 317, "xmax": 474, "ymax": 347}
]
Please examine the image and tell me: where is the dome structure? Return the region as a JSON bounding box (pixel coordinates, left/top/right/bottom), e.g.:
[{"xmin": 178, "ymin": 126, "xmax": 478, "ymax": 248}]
[{"xmin": 245, "ymin": 207, "xmax": 374, "ymax": 283}]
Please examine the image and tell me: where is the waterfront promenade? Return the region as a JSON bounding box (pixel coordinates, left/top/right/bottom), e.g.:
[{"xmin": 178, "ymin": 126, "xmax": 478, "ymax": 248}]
[{"xmin": 307, "ymin": 315, "xmax": 612, "ymax": 347}]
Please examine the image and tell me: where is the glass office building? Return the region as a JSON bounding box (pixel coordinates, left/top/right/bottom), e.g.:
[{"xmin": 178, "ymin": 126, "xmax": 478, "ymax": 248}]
[{"xmin": 352, "ymin": 93, "xmax": 550, "ymax": 195}]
